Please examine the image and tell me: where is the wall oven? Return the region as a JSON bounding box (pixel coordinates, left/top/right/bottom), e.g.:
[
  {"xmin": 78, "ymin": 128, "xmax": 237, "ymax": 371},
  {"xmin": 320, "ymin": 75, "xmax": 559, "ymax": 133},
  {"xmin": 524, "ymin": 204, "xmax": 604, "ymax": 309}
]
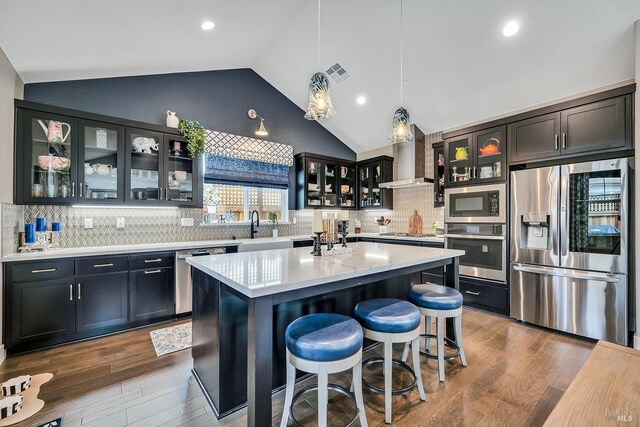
[
  {"xmin": 445, "ymin": 183, "xmax": 506, "ymax": 223},
  {"xmin": 445, "ymin": 223, "xmax": 507, "ymax": 282}
]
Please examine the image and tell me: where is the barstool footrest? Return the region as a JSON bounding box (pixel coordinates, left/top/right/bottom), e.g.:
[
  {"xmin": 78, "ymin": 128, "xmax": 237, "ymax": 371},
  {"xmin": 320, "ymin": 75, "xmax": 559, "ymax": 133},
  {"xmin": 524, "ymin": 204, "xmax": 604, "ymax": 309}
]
[
  {"xmin": 289, "ymin": 383, "xmax": 359, "ymax": 427},
  {"xmin": 418, "ymin": 334, "xmax": 460, "ymax": 361},
  {"xmin": 361, "ymin": 357, "xmax": 417, "ymax": 396}
]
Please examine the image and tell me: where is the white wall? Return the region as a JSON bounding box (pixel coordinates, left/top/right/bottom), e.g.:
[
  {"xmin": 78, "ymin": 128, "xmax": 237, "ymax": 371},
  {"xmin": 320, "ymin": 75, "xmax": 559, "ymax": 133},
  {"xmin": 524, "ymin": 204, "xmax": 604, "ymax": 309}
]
[
  {"xmin": 634, "ymin": 21, "xmax": 640, "ymax": 350},
  {"xmin": 357, "ymin": 145, "xmax": 393, "ymax": 161},
  {"xmin": 0, "ymin": 46, "xmax": 24, "ymax": 363}
]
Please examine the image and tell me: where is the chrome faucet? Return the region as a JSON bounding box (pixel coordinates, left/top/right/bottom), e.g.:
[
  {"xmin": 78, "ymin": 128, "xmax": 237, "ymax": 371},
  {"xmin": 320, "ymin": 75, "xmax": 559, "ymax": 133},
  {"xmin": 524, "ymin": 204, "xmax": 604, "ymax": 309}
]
[{"xmin": 250, "ymin": 210, "xmax": 260, "ymax": 239}]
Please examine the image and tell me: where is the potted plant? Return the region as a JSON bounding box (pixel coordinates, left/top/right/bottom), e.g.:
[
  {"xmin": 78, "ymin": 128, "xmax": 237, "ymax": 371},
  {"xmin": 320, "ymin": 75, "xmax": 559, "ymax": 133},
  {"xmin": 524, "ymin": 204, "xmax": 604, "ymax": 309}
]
[
  {"xmin": 268, "ymin": 212, "xmax": 279, "ymax": 237},
  {"xmin": 178, "ymin": 119, "xmax": 207, "ymax": 158},
  {"xmin": 203, "ymin": 186, "xmax": 220, "ymax": 215}
]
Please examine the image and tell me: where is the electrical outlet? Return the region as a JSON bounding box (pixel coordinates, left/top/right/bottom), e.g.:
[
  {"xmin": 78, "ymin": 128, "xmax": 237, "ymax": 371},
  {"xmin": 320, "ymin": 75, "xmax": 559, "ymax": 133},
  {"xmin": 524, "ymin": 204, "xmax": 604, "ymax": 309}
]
[
  {"xmin": 116, "ymin": 218, "xmax": 125, "ymax": 228},
  {"xmin": 181, "ymin": 218, "xmax": 195, "ymax": 227},
  {"xmin": 84, "ymin": 218, "xmax": 93, "ymax": 229},
  {"xmin": 292, "ymin": 216, "xmax": 297, "ymax": 224}
]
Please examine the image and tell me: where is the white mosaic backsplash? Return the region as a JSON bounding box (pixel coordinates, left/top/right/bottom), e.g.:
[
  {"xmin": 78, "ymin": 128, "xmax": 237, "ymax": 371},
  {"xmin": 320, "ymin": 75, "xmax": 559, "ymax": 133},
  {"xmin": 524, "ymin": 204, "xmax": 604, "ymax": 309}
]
[
  {"xmin": 357, "ymin": 186, "xmax": 444, "ymax": 234},
  {"xmin": 4, "ymin": 206, "xmax": 313, "ymax": 250},
  {"xmin": 1, "ymin": 203, "xmax": 23, "ymax": 257}
]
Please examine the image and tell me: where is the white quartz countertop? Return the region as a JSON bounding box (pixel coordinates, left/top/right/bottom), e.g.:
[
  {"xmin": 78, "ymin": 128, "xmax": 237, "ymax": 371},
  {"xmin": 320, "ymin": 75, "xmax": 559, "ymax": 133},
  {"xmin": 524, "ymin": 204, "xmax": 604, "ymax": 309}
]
[
  {"xmin": 1, "ymin": 233, "xmax": 444, "ymax": 262},
  {"xmin": 187, "ymin": 242, "xmax": 463, "ymax": 298}
]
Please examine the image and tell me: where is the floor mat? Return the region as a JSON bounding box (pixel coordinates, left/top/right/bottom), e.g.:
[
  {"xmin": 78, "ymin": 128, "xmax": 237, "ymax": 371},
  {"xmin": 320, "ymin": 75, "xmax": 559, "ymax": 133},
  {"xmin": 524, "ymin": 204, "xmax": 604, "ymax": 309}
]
[{"xmin": 150, "ymin": 322, "xmax": 192, "ymax": 356}]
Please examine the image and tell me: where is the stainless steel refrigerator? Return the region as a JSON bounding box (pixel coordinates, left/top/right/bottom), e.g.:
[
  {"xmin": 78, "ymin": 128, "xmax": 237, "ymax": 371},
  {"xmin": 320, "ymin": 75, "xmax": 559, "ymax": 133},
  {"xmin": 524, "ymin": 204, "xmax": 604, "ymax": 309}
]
[{"xmin": 510, "ymin": 158, "xmax": 631, "ymax": 345}]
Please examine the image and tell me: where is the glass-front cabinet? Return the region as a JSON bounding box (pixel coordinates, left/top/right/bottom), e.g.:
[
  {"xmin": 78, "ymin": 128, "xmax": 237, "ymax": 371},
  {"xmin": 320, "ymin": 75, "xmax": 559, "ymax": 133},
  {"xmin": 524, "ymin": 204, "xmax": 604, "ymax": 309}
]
[
  {"xmin": 78, "ymin": 120, "xmax": 124, "ymax": 204},
  {"xmin": 295, "ymin": 154, "xmax": 358, "ymax": 210},
  {"xmin": 357, "ymin": 156, "xmax": 393, "ymax": 210},
  {"xmin": 164, "ymin": 135, "xmax": 197, "ymax": 206},
  {"xmin": 15, "ymin": 103, "xmax": 201, "ymax": 207},
  {"xmin": 19, "ymin": 110, "xmax": 78, "ymax": 204},
  {"xmin": 338, "ymin": 163, "xmax": 356, "ymax": 209},
  {"xmin": 444, "ymin": 126, "xmax": 506, "ymax": 187},
  {"xmin": 126, "ymin": 128, "xmax": 163, "ymax": 203}
]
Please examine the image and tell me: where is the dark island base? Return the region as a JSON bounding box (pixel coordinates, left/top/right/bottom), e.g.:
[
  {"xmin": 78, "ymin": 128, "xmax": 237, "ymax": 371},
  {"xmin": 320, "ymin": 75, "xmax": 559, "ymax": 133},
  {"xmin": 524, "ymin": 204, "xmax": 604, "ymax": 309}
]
[{"xmin": 192, "ymin": 269, "xmax": 422, "ymax": 418}]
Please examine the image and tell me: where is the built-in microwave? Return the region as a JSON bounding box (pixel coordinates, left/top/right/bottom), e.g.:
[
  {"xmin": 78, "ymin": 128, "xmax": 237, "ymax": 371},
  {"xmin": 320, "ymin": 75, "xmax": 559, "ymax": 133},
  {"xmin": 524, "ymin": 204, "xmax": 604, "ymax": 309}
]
[{"xmin": 444, "ymin": 183, "xmax": 506, "ymax": 223}]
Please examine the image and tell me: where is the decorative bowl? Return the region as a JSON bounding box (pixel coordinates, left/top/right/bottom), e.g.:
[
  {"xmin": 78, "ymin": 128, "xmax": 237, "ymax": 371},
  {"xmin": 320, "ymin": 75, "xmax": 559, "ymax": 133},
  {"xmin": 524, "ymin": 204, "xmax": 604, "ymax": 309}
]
[{"xmin": 38, "ymin": 156, "xmax": 71, "ymax": 172}]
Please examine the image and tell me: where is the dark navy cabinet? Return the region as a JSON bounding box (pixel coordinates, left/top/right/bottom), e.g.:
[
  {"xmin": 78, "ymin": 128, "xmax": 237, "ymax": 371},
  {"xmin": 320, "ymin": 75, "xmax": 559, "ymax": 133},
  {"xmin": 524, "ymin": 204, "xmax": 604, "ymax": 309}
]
[
  {"xmin": 14, "ymin": 100, "xmax": 201, "ymax": 208},
  {"xmin": 129, "ymin": 267, "xmax": 175, "ymax": 324},
  {"xmin": 8, "ymin": 278, "xmax": 76, "ymax": 349},
  {"xmin": 76, "ymin": 272, "xmax": 129, "ymax": 333},
  {"xmin": 4, "ymin": 251, "xmax": 176, "ymax": 354}
]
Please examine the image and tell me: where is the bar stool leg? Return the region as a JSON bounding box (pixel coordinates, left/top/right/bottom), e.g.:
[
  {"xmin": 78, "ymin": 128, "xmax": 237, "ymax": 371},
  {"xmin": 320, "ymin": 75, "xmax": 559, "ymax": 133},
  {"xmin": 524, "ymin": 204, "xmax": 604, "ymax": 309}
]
[
  {"xmin": 436, "ymin": 316, "xmax": 445, "ymax": 382},
  {"xmin": 423, "ymin": 315, "xmax": 432, "ymax": 356},
  {"xmin": 454, "ymin": 314, "xmax": 467, "ymax": 367},
  {"xmin": 317, "ymin": 370, "xmax": 329, "ymax": 427},
  {"xmin": 410, "ymin": 336, "xmax": 426, "ymax": 401},
  {"xmin": 400, "ymin": 341, "xmax": 410, "ymax": 362},
  {"xmin": 384, "ymin": 342, "xmax": 393, "ymax": 424},
  {"xmin": 352, "ymin": 360, "xmax": 368, "ymax": 427},
  {"xmin": 280, "ymin": 354, "xmax": 296, "ymax": 427}
]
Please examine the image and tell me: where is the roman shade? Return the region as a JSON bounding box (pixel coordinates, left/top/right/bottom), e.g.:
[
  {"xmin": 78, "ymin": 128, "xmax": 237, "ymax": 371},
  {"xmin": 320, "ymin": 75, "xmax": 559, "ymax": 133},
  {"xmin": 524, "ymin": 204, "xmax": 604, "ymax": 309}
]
[{"xmin": 203, "ymin": 130, "xmax": 293, "ymax": 188}]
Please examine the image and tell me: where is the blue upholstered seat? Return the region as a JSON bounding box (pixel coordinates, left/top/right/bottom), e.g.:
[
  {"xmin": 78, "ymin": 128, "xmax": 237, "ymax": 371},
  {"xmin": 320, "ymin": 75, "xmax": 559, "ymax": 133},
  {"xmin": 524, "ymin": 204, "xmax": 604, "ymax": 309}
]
[
  {"xmin": 285, "ymin": 314, "xmax": 363, "ymax": 362},
  {"xmin": 407, "ymin": 284, "xmax": 463, "ymax": 310},
  {"xmin": 354, "ymin": 298, "xmax": 421, "ymax": 334}
]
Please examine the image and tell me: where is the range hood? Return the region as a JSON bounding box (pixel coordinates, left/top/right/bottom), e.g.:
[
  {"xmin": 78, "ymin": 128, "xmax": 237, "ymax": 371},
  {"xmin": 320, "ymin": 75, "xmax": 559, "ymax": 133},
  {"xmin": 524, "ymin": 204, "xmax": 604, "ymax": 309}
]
[{"xmin": 379, "ymin": 125, "xmax": 435, "ymax": 189}]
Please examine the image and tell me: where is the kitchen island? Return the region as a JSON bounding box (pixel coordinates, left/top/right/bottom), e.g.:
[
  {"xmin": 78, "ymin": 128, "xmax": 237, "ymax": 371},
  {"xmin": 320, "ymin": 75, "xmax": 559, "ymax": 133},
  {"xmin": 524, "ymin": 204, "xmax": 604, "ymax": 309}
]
[{"xmin": 187, "ymin": 242, "xmax": 464, "ymax": 427}]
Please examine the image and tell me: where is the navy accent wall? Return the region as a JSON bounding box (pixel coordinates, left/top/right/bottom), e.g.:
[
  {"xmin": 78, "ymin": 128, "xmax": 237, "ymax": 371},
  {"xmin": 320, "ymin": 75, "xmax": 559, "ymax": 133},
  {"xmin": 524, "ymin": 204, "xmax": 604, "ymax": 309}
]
[{"xmin": 24, "ymin": 68, "xmax": 355, "ymax": 207}]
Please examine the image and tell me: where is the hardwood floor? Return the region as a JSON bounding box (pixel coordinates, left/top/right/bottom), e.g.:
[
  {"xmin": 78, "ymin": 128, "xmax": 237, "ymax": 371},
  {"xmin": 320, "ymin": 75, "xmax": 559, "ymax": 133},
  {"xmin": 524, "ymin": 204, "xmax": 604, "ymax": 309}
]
[{"xmin": 0, "ymin": 308, "xmax": 594, "ymax": 426}]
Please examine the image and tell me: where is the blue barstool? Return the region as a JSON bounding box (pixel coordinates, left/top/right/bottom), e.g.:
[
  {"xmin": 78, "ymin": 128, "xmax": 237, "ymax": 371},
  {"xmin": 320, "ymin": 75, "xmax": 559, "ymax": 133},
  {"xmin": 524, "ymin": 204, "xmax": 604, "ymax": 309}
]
[
  {"xmin": 401, "ymin": 284, "xmax": 467, "ymax": 382},
  {"xmin": 280, "ymin": 313, "xmax": 368, "ymax": 427},
  {"xmin": 354, "ymin": 298, "xmax": 426, "ymax": 424}
]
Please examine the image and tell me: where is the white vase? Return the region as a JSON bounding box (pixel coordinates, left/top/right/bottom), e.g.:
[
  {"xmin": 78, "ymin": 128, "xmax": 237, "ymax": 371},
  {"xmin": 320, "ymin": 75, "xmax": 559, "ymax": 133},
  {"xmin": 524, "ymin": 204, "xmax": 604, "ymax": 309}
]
[
  {"xmin": 272, "ymin": 229, "xmax": 279, "ymax": 238},
  {"xmin": 166, "ymin": 111, "xmax": 179, "ymax": 128}
]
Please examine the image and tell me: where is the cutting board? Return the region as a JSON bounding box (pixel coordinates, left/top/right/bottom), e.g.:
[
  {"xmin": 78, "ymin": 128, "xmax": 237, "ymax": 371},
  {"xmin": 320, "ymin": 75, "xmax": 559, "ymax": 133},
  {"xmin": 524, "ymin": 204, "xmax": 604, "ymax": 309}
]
[{"xmin": 408, "ymin": 210, "xmax": 423, "ymax": 234}]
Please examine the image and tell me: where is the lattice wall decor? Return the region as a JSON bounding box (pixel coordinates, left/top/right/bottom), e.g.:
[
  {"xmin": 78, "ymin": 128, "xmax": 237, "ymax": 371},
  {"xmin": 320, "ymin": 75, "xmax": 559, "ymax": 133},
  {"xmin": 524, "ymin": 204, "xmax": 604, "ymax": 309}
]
[{"xmin": 205, "ymin": 131, "xmax": 294, "ymax": 166}]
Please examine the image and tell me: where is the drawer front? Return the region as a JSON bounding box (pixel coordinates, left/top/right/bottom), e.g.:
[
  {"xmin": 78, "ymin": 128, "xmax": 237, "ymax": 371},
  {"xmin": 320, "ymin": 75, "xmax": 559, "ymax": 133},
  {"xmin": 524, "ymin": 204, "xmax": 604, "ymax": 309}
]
[
  {"xmin": 76, "ymin": 255, "xmax": 129, "ymax": 275},
  {"xmin": 460, "ymin": 280, "xmax": 509, "ymax": 314},
  {"xmin": 421, "ymin": 241, "xmax": 444, "ymax": 248},
  {"xmin": 130, "ymin": 252, "xmax": 174, "ymax": 271},
  {"xmin": 11, "ymin": 260, "xmax": 75, "ymax": 283}
]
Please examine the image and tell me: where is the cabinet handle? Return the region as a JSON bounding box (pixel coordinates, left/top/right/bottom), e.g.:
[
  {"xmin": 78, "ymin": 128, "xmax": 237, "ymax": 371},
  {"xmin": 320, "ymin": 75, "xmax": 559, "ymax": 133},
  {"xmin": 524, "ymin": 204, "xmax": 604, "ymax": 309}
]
[
  {"xmin": 159, "ymin": 187, "xmax": 163, "ymax": 201},
  {"xmin": 71, "ymin": 182, "xmax": 75, "ymax": 198},
  {"xmin": 165, "ymin": 187, "xmax": 169, "ymax": 201},
  {"xmin": 32, "ymin": 268, "xmax": 56, "ymax": 273},
  {"xmin": 69, "ymin": 284, "xmax": 73, "ymax": 301},
  {"xmin": 562, "ymin": 133, "xmax": 566, "ymax": 149},
  {"xmin": 144, "ymin": 258, "xmax": 162, "ymax": 263},
  {"xmin": 473, "ymin": 166, "xmax": 477, "ymax": 179},
  {"xmin": 144, "ymin": 269, "xmax": 162, "ymax": 275},
  {"xmin": 93, "ymin": 263, "xmax": 114, "ymax": 268},
  {"xmin": 555, "ymin": 134, "xmax": 559, "ymax": 150},
  {"xmin": 79, "ymin": 182, "xmax": 83, "ymax": 198},
  {"xmin": 78, "ymin": 283, "xmax": 82, "ymax": 300},
  {"xmin": 465, "ymin": 290, "xmax": 481, "ymax": 296}
]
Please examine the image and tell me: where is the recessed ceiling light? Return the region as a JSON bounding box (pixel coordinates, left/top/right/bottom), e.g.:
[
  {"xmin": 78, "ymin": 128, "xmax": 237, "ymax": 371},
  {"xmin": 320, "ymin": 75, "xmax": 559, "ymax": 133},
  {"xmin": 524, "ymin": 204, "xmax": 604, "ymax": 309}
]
[
  {"xmin": 502, "ymin": 21, "xmax": 519, "ymax": 37},
  {"xmin": 402, "ymin": 81, "xmax": 410, "ymax": 87},
  {"xmin": 356, "ymin": 96, "xmax": 366, "ymax": 105},
  {"xmin": 201, "ymin": 21, "xmax": 215, "ymax": 30}
]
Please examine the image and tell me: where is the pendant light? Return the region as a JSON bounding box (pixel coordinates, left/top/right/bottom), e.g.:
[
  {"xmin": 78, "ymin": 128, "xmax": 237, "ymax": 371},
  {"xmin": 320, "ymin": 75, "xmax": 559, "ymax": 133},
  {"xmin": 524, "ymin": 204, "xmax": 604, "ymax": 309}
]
[
  {"xmin": 304, "ymin": 0, "xmax": 336, "ymax": 121},
  {"xmin": 388, "ymin": 0, "xmax": 413, "ymax": 144}
]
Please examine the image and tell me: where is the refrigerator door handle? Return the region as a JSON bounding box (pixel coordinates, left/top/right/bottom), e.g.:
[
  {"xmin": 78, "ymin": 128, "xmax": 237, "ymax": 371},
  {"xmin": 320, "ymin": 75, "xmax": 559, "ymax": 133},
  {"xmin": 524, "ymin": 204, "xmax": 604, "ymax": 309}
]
[
  {"xmin": 559, "ymin": 164, "xmax": 570, "ymax": 264},
  {"xmin": 513, "ymin": 264, "xmax": 621, "ymax": 283}
]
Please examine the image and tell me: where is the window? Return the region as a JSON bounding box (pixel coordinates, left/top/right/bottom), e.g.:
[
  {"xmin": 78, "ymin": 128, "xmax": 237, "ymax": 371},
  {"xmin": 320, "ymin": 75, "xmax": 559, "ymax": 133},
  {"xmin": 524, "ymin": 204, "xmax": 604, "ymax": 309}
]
[{"xmin": 203, "ymin": 183, "xmax": 288, "ymax": 223}]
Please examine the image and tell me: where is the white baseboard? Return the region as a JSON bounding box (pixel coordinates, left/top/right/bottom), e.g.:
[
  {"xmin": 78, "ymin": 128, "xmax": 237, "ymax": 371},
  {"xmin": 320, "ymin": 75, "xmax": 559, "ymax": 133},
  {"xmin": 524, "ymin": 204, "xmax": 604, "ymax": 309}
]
[
  {"xmin": 0, "ymin": 345, "xmax": 5, "ymax": 365},
  {"xmin": 635, "ymin": 334, "xmax": 640, "ymax": 350}
]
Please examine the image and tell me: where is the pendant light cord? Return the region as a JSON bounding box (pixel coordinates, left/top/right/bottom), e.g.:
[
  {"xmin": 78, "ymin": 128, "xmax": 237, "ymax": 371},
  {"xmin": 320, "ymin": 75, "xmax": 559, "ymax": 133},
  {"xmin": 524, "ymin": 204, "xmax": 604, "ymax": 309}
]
[
  {"xmin": 318, "ymin": 0, "xmax": 321, "ymax": 72},
  {"xmin": 400, "ymin": 0, "xmax": 404, "ymax": 107}
]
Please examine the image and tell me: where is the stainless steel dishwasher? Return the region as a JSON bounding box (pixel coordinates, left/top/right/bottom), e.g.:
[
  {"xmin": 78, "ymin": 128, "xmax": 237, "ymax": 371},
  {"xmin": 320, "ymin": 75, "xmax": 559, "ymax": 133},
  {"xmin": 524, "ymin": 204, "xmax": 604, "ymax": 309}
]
[{"xmin": 175, "ymin": 247, "xmax": 227, "ymax": 315}]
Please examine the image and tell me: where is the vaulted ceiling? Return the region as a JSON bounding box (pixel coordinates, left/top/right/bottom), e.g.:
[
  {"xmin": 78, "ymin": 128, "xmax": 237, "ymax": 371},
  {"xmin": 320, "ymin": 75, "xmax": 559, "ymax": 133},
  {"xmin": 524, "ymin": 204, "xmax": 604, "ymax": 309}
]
[{"xmin": 1, "ymin": 0, "xmax": 639, "ymax": 152}]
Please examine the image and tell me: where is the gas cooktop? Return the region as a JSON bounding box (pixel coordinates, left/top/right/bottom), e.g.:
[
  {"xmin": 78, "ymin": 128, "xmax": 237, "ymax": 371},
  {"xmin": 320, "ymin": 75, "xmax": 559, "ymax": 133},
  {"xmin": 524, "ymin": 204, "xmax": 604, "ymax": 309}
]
[{"xmin": 378, "ymin": 232, "xmax": 438, "ymax": 238}]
